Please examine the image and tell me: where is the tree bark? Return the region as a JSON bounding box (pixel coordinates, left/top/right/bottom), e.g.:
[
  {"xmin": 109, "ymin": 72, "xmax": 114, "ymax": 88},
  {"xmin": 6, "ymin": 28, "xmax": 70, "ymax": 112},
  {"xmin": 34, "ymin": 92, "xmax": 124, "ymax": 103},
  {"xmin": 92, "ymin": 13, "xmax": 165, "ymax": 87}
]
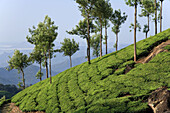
[
  {"xmin": 148, "ymin": 15, "xmax": 150, "ymax": 33},
  {"xmin": 87, "ymin": 13, "xmax": 91, "ymax": 64},
  {"xmin": 116, "ymin": 33, "xmax": 118, "ymax": 51},
  {"xmin": 39, "ymin": 60, "xmax": 42, "ymax": 81},
  {"xmin": 134, "ymin": 3, "xmax": 137, "ymax": 62},
  {"xmin": 21, "ymin": 68, "xmax": 25, "ymax": 89},
  {"xmin": 70, "ymin": 56, "xmax": 72, "ymax": 68},
  {"xmin": 146, "ymin": 32, "xmax": 148, "ymax": 39},
  {"xmin": 105, "ymin": 24, "xmax": 107, "ymax": 54},
  {"xmin": 44, "ymin": 53, "xmax": 48, "ymax": 79},
  {"xmin": 155, "ymin": 0, "xmax": 157, "ymax": 34},
  {"xmin": 49, "ymin": 49, "xmax": 52, "ymax": 84},
  {"xmin": 100, "ymin": 18, "xmax": 103, "ymax": 57},
  {"xmin": 160, "ymin": 0, "xmax": 163, "ymax": 32}
]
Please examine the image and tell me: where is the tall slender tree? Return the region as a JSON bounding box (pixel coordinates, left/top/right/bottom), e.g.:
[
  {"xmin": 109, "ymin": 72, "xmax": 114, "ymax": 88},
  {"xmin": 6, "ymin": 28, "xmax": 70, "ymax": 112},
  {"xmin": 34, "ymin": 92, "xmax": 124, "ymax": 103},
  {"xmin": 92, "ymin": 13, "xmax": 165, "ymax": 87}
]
[
  {"xmin": 91, "ymin": 34, "xmax": 100, "ymax": 57},
  {"xmin": 59, "ymin": 38, "xmax": 79, "ymax": 68},
  {"xmin": 125, "ymin": 0, "xmax": 141, "ymax": 62},
  {"xmin": 27, "ymin": 22, "xmax": 49, "ymax": 79},
  {"xmin": 67, "ymin": 19, "xmax": 96, "ymax": 60},
  {"xmin": 104, "ymin": 19, "xmax": 110, "ymax": 55},
  {"xmin": 140, "ymin": 0, "xmax": 155, "ymax": 38},
  {"xmin": 103, "ymin": 0, "xmax": 113, "ymax": 55},
  {"xmin": 30, "ymin": 46, "xmax": 44, "ymax": 81},
  {"xmin": 27, "ymin": 15, "xmax": 58, "ymax": 84},
  {"xmin": 155, "ymin": 0, "xmax": 157, "ymax": 34},
  {"xmin": 110, "ymin": 9, "xmax": 127, "ymax": 51},
  {"xmin": 160, "ymin": 0, "xmax": 164, "ymax": 32},
  {"xmin": 7, "ymin": 50, "xmax": 31, "ymax": 89},
  {"xmin": 43, "ymin": 16, "xmax": 58, "ymax": 84},
  {"xmin": 93, "ymin": 0, "xmax": 112, "ymax": 57},
  {"xmin": 75, "ymin": 0, "xmax": 97, "ymax": 64}
]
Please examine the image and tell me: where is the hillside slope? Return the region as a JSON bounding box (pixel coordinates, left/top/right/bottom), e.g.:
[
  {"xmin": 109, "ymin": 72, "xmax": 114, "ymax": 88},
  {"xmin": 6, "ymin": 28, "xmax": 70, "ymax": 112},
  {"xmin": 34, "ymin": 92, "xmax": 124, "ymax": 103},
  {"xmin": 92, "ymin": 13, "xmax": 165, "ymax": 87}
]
[{"xmin": 11, "ymin": 29, "xmax": 170, "ymax": 113}]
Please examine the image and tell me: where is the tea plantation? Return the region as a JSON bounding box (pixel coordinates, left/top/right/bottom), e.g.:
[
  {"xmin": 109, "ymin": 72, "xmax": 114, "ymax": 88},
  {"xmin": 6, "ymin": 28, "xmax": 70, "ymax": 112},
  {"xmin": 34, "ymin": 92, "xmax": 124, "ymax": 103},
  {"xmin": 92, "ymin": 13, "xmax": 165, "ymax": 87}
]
[{"xmin": 11, "ymin": 29, "xmax": 170, "ymax": 113}]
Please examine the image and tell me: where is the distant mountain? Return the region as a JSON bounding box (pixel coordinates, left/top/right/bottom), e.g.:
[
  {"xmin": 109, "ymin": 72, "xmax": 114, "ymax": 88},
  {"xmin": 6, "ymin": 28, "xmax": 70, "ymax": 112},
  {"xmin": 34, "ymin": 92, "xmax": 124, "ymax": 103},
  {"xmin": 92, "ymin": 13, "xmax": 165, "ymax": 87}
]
[{"xmin": 0, "ymin": 65, "xmax": 58, "ymax": 86}]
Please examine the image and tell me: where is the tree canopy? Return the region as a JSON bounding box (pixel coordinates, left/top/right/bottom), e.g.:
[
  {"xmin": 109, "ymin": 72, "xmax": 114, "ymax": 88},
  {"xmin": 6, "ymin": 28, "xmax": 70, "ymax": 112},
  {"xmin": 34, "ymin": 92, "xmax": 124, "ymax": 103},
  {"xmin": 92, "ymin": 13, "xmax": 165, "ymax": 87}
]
[
  {"xmin": 59, "ymin": 38, "xmax": 79, "ymax": 68},
  {"xmin": 7, "ymin": 50, "xmax": 31, "ymax": 89}
]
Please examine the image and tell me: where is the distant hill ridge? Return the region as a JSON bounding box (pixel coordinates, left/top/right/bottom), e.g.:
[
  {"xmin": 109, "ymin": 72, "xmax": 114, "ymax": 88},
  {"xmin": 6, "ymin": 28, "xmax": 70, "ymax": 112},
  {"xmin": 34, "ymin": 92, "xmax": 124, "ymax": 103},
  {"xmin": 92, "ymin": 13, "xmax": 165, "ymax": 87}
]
[
  {"xmin": 10, "ymin": 29, "xmax": 170, "ymax": 113},
  {"xmin": 0, "ymin": 65, "xmax": 58, "ymax": 86}
]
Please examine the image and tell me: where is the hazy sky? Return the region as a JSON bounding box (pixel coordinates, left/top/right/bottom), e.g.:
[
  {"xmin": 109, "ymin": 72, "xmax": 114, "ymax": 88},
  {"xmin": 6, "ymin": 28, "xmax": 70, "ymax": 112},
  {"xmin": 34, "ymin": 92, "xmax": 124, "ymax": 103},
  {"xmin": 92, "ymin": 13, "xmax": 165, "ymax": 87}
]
[{"xmin": 0, "ymin": 0, "xmax": 170, "ymax": 47}]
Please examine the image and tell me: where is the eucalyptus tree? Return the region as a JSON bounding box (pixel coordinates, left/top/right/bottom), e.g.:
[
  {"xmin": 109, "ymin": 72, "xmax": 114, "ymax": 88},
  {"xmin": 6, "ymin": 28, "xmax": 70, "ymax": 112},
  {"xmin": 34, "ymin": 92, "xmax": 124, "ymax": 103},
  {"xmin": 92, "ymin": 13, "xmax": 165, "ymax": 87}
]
[
  {"xmin": 43, "ymin": 16, "xmax": 58, "ymax": 84},
  {"xmin": 140, "ymin": 0, "xmax": 155, "ymax": 38},
  {"xmin": 67, "ymin": 19, "xmax": 96, "ymax": 62},
  {"xmin": 155, "ymin": 0, "xmax": 157, "ymax": 34},
  {"xmin": 103, "ymin": 0, "xmax": 113, "ymax": 55},
  {"xmin": 59, "ymin": 38, "xmax": 79, "ymax": 68},
  {"xmin": 110, "ymin": 9, "xmax": 127, "ymax": 51},
  {"xmin": 125, "ymin": 0, "xmax": 141, "ymax": 62},
  {"xmin": 92, "ymin": 0, "xmax": 112, "ymax": 57},
  {"xmin": 27, "ymin": 15, "xmax": 58, "ymax": 84},
  {"xmin": 30, "ymin": 46, "xmax": 44, "ymax": 81},
  {"xmin": 91, "ymin": 34, "xmax": 100, "ymax": 57},
  {"xmin": 75, "ymin": 0, "xmax": 97, "ymax": 64},
  {"xmin": 7, "ymin": 50, "xmax": 31, "ymax": 89},
  {"xmin": 160, "ymin": 0, "xmax": 164, "ymax": 32},
  {"xmin": 103, "ymin": 19, "xmax": 110, "ymax": 54},
  {"xmin": 27, "ymin": 22, "xmax": 49, "ymax": 79}
]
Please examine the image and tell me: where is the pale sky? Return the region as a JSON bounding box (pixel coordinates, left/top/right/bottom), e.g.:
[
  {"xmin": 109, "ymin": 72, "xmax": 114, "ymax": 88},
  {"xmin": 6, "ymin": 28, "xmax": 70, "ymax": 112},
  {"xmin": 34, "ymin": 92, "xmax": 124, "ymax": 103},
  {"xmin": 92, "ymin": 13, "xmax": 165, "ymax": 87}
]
[{"xmin": 0, "ymin": 0, "xmax": 170, "ymax": 47}]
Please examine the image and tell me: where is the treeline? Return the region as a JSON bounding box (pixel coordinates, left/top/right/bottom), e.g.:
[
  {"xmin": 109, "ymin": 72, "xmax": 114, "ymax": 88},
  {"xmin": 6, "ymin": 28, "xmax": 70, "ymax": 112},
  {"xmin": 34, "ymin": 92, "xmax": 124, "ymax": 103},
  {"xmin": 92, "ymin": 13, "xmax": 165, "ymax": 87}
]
[
  {"xmin": 0, "ymin": 84, "xmax": 21, "ymax": 99},
  {"xmin": 6, "ymin": 0, "xmax": 164, "ymax": 89}
]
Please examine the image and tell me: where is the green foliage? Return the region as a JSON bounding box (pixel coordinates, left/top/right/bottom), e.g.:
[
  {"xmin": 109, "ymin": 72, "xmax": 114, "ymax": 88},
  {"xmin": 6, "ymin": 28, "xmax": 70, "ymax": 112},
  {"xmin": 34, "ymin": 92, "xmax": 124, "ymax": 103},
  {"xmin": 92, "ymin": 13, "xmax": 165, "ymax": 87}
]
[
  {"xmin": 0, "ymin": 96, "xmax": 6, "ymax": 107},
  {"xmin": 140, "ymin": 0, "xmax": 155, "ymax": 17},
  {"xmin": 6, "ymin": 50, "xmax": 31, "ymax": 89},
  {"xmin": 91, "ymin": 34, "xmax": 100, "ymax": 57},
  {"xmin": 124, "ymin": 0, "xmax": 141, "ymax": 7},
  {"xmin": 143, "ymin": 24, "xmax": 149, "ymax": 33},
  {"xmin": 27, "ymin": 15, "xmax": 58, "ymax": 81},
  {"xmin": 35, "ymin": 70, "xmax": 43, "ymax": 80},
  {"xmin": 11, "ymin": 29, "xmax": 170, "ymax": 113},
  {"xmin": 164, "ymin": 45, "xmax": 170, "ymax": 51},
  {"xmin": 7, "ymin": 50, "xmax": 31, "ymax": 72},
  {"xmin": 67, "ymin": 19, "xmax": 96, "ymax": 40},
  {"xmin": 110, "ymin": 9, "xmax": 127, "ymax": 34},
  {"xmin": 129, "ymin": 21, "xmax": 141, "ymax": 32},
  {"xmin": 59, "ymin": 38, "xmax": 79, "ymax": 57}
]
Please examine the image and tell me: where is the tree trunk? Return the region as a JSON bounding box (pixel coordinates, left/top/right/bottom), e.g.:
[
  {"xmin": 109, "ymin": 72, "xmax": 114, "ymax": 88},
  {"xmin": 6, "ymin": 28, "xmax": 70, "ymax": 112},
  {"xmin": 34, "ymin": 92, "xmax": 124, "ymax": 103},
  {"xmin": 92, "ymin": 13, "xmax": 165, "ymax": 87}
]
[
  {"xmin": 44, "ymin": 53, "xmax": 48, "ymax": 79},
  {"xmin": 21, "ymin": 68, "xmax": 25, "ymax": 89},
  {"xmin": 100, "ymin": 18, "xmax": 102, "ymax": 57},
  {"xmin": 87, "ymin": 13, "xmax": 91, "ymax": 64},
  {"xmin": 155, "ymin": 0, "xmax": 157, "ymax": 34},
  {"xmin": 146, "ymin": 32, "xmax": 148, "ymax": 39},
  {"xmin": 70, "ymin": 56, "xmax": 72, "ymax": 68},
  {"xmin": 148, "ymin": 15, "xmax": 150, "ymax": 32},
  {"xmin": 105, "ymin": 24, "xmax": 107, "ymax": 54},
  {"xmin": 160, "ymin": 0, "xmax": 163, "ymax": 32},
  {"xmin": 40, "ymin": 60, "xmax": 42, "ymax": 81},
  {"xmin": 49, "ymin": 49, "xmax": 52, "ymax": 84},
  {"xmin": 134, "ymin": 3, "xmax": 137, "ymax": 62},
  {"xmin": 116, "ymin": 33, "xmax": 118, "ymax": 51}
]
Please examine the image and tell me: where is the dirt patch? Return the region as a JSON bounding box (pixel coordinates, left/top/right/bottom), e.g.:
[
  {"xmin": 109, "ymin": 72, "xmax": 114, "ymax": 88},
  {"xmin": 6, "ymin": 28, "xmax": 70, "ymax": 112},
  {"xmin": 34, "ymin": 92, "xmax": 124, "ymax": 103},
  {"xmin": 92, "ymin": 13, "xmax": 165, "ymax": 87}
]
[
  {"xmin": 124, "ymin": 65, "xmax": 133, "ymax": 74},
  {"xmin": 148, "ymin": 87, "xmax": 170, "ymax": 113},
  {"xmin": 137, "ymin": 40, "xmax": 170, "ymax": 64},
  {"xmin": 1, "ymin": 103, "xmax": 45, "ymax": 113}
]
